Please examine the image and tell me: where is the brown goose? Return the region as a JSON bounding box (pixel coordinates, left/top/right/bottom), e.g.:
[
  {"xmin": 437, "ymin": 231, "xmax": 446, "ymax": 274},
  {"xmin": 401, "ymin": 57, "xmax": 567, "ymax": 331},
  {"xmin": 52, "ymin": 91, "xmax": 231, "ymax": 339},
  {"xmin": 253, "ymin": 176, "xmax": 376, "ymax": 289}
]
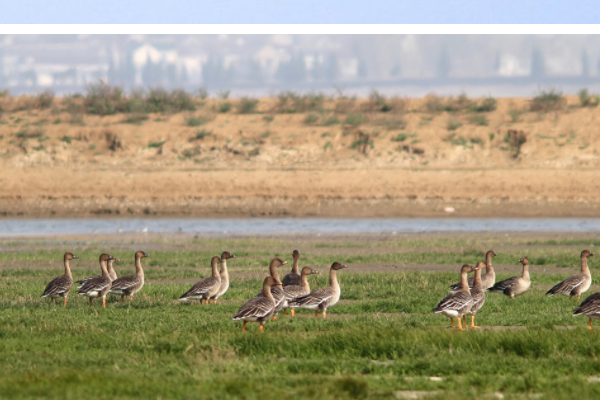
[
  {"xmin": 282, "ymin": 266, "xmax": 320, "ymax": 316},
  {"xmin": 450, "ymin": 250, "xmax": 497, "ymax": 291},
  {"xmin": 433, "ymin": 264, "xmax": 474, "ymax": 330},
  {"xmin": 464, "ymin": 261, "xmax": 486, "ymax": 329},
  {"xmin": 282, "ymin": 250, "xmax": 301, "ymax": 287},
  {"xmin": 547, "ymin": 250, "xmax": 594, "ymax": 300},
  {"xmin": 41, "ymin": 252, "xmax": 78, "ymax": 306},
  {"xmin": 255, "ymin": 258, "xmax": 288, "ymax": 320},
  {"xmin": 289, "ymin": 262, "xmax": 347, "ymax": 319},
  {"xmin": 77, "ymin": 253, "xmax": 115, "ymax": 308},
  {"xmin": 77, "ymin": 256, "xmax": 119, "ymax": 287},
  {"xmin": 574, "ymin": 292, "xmax": 600, "ymax": 329},
  {"xmin": 178, "ymin": 256, "xmax": 221, "ymax": 304},
  {"xmin": 488, "ymin": 256, "xmax": 531, "ymax": 298},
  {"xmin": 209, "ymin": 251, "xmax": 235, "ymax": 304},
  {"xmin": 233, "ymin": 276, "xmax": 282, "ymax": 332},
  {"xmin": 108, "ymin": 250, "xmax": 149, "ymax": 302}
]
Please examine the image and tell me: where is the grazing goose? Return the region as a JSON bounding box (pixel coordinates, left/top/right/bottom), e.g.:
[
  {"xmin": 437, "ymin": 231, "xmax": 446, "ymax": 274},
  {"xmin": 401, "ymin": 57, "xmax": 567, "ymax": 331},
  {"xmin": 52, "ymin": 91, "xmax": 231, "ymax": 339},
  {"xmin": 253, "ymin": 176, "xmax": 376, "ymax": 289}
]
[
  {"xmin": 289, "ymin": 262, "xmax": 347, "ymax": 319},
  {"xmin": 233, "ymin": 276, "xmax": 282, "ymax": 332},
  {"xmin": 77, "ymin": 253, "xmax": 115, "ymax": 308},
  {"xmin": 282, "ymin": 250, "xmax": 301, "ymax": 287},
  {"xmin": 210, "ymin": 251, "xmax": 235, "ymax": 304},
  {"xmin": 255, "ymin": 258, "xmax": 288, "ymax": 320},
  {"xmin": 77, "ymin": 256, "xmax": 119, "ymax": 288},
  {"xmin": 450, "ymin": 250, "xmax": 497, "ymax": 292},
  {"xmin": 573, "ymin": 292, "xmax": 600, "ymax": 329},
  {"xmin": 488, "ymin": 256, "xmax": 531, "ymax": 298},
  {"xmin": 282, "ymin": 266, "xmax": 319, "ymax": 316},
  {"xmin": 178, "ymin": 256, "xmax": 222, "ymax": 304},
  {"xmin": 41, "ymin": 252, "xmax": 78, "ymax": 306},
  {"xmin": 464, "ymin": 261, "xmax": 486, "ymax": 329},
  {"xmin": 546, "ymin": 250, "xmax": 594, "ymax": 300},
  {"xmin": 109, "ymin": 250, "xmax": 149, "ymax": 302},
  {"xmin": 433, "ymin": 264, "xmax": 474, "ymax": 330}
]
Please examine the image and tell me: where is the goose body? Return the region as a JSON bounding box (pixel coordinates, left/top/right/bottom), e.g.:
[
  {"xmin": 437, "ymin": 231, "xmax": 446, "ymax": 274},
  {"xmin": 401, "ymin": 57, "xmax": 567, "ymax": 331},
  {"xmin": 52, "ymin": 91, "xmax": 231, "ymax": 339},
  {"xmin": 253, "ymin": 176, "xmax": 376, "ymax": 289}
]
[
  {"xmin": 255, "ymin": 258, "xmax": 288, "ymax": 319},
  {"xmin": 109, "ymin": 251, "xmax": 149, "ymax": 302},
  {"xmin": 282, "ymin": 266, "xmax": 319, "ymax": 316},
  {"xmin": 233, "ymin": 276, "xmax": 281, "ymax": 332},
  {"xmin": 209, "ymin": 251, "xmax": 235, "ymax": 304},
  {"xmin": 77, "ymin": 257, "xmax": 118, "ymax": 287},
  {"xmin": 574, "ymin": 292, "xmax": 600, "ymax": 329},
  {"xmin": 434, "ymin": 264, "xmax": 474, "ymax": 330},
  {"xmin": 41, "ymin": 252, "xmax": 78, "ymax": 306},
  {"xmin": 282, "ymin": 250, "xmax": 301, "ymax": 287},
  {"xmin": 289, "ymin": 262, "xmax": 347, "ymax": 318},
  {"xmin": 77, "ymin": 254, "xmax": 115, "ymax": 308},
  {"xmin": 450, "ymin": 250, "xmax": 496, "ymax": 292},
  {"xmin": 179, "ymin": 256, "xmax": 221, "ymax": 304},
  {"xmin": 488, "ymin": 257, "xmax": 531, "ymax": 298},
  {"xmin": 465, "ymin": 261, "xmax": 486, "ymax": 328},
  {"xmin": 547, "ymin": 250, "xmax": 594, "ymax": 299}
]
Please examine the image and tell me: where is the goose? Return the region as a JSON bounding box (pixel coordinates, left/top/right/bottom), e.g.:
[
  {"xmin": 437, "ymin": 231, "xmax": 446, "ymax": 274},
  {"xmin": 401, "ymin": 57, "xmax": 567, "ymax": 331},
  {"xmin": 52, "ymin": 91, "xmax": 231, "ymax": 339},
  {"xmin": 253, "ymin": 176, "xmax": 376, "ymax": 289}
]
[
  {"xmin": 178, "ymin": 256, "xmax": 221, "ymax": 304},
  {"xmin": 433, "ymin": 264, "xmax": 474, "ymax": 330},
  {"xmin": 108, "ymin": 251, "xmax": 149, "ymax": 302},
  {"xmin": 233, "ymin": 276, "xmax": 282, "ymax": 332},
  {"xmin": 77, "ymin": 253, "xmax": 115, "ymax": 308},
  {"xmin": 255, "ymin": 258, "xmax": 288, "ymax": 320},
  {"xmin": 282, "ymin": 266, "xmax": 319, "ymax": 316},
  {"xmin": 41, "ymin": 252, "xmax": 78, "ymax": 306},
  {"xmin": 488, "ymin": 256, "xmax": 531, "ymax": 298},
  {"xmin": 450, "ymin": 250, "xmax": 497, "ymax": 291},
  {"xmin": 282, "ymin": 250, "xmax": 301, "ymax": 287},
  {"xmin": 209, "ymin": 251, "xmax": 235, "ymax": 304},
  {"xmin": 573, "ymin": 292, "xmax": 600, "ymax": 329},
  {"xmin": 77, "ymin": 256, "xmax": 119, "ymax": 288},
  {"xmin": 464, "ymin": 261, "xmax": 486, "ymax": 329},
  {"xmin": 289, "ymin": 262, "xmax": 347, "ymax": 319},
  {"xmin": 546, "ymin": 250, "xmax": 594, "ymax": 300}
]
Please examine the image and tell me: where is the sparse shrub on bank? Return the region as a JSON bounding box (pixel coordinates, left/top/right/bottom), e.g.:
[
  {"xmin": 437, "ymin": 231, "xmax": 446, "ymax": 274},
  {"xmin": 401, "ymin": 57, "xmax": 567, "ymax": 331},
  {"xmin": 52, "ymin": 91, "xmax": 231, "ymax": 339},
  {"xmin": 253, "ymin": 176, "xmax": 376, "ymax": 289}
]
[
  {"xmin": 237, "ymin": 97, "xmax": 259, "ymax": 114},
  {"xmin": 504, "ymin": 129, "xmax": 527, "ymax": 158},
  {"xmin": 470, "ymin": 97, "xmax": 497, "ymax": 112},
  {"xmin": 578, "ymin": 88, "xmax": 600, "ymax": 108},
  {"xmin": 530, "ymin": 89, "xmax": 565, "ymax": 112}
]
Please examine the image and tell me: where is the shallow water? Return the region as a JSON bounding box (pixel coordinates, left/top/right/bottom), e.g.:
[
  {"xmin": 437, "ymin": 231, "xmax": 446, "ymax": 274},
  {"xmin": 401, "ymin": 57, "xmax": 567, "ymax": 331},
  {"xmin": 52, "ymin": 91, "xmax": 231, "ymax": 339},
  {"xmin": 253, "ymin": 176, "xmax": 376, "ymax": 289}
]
[{"xmin": 0, "ymin": 218, "xmax": 600, "ymax": 237}]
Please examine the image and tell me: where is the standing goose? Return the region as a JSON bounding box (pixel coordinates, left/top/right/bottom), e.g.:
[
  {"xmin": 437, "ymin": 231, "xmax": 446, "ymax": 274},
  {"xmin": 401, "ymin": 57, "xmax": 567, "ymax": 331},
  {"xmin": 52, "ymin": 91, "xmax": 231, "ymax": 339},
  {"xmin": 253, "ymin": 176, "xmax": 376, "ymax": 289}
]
[
  {"xmin": 488, "ymin": 256, "xmax": 531, "ymax": 298},
  {"xmin": 464, "ymin": 261, "xmax": 486, "ymax": 329},
  {"xmin": 433, "ymin": 264, "xmax": 474, "ymax": 330},
  {"xmin": 282, "ymin": 250, "xmax": 301, "ymax": 287},
  {"xmin": 573, "ymin": 292, "xmax": 600, "ymax": 329},
  {"xmin": 109, "ymin": 251, "xmax": 149, "ymax": 302},
  {"xmin": 282, "ymin": 266, "xmax": 320, "ymax": 316},
  {"xmin": 233, "ymin": 276, "xmax": 282, "ymax": 332},
  {"xmin": 209, "ymin": 251, "xmax": 235, "ymax": 304},
  {"xmin": 41, "ymin": 252, "xmax": 78, "ymax": 306},
  {"xmin": 77, "ymin": 253, "xmax": 115, "ymax": 308},
  {"xmin": 178, "ymin": 256, "xmax": 222, "ymax": 304},
  {"xmin": 255, "ymin": 258, "xmax": 288, "ymax": 320},
  {"xmin": 289, "ymin": 262, "xmax": 347, "ymax": 319},
  {"xmin": 546, "ymin": 250, "xmax": 594, "ymax": 300},
  {"xmin": 77, "ymin": 256, "xmax": 119, "ymax": 287},
  {"xmin": 450, "ymin": 250, "xmax": 497, "ymax": 292}
]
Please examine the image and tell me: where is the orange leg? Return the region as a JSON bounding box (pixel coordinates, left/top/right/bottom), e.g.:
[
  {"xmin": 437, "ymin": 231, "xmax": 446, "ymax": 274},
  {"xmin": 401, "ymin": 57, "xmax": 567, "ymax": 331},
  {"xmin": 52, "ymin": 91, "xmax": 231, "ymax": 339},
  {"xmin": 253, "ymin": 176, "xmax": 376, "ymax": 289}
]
[
  {"xmin": 102, "ymin": 297, "xmax": 107, "ymax": 309},
  {"xmin": 242, "ymin": 321, "xmax": 247, "ymax": 332},
  {"xmin": 213, "ymin": 300, "xmax": 217, "ymax": 304},
  {"xmin": 272, "ymin": 315, "xmax": 278, "ymax": 321},
  {"xmin": 462, "ymin": 315, "xmax": 468, "ymax": 329},
  {"xmin": 470, "ymin": 314, "xmax": 481, "ymax": 329},
  {"xmin": 284, "ymin": 309, "xmax": 288, "ymax": 315},
  {"xmin": 589, "ymin": 318, "xmax": 593, "ymax": 330},
  {"xmin": 315, "ymin": 311, "xmax": 319, "ymax": 318},
  {"xmin": 63, "ymin": 297, "xmax": 68, "ymax": 307},
  {"xmin": 259, "ymin": 324, "xmax": 264, "ymax": 333},
  {"xmin": 51, "ymin": 298, "xmax": 55, "ymax": 305},
  {"xmin": 450, "ymin": 318, "xmax": 455, "ymax": 329},
  {"xmin": 323, "ymin": 311, "xmax": 327, "ymax": 319},
  {"xmin": 578, "ymin": 295, "xmax": 581, "ymax": 300},
  {"xmin": 291, "ymin": 309, "xmax": 295, "ymax": 317},
  {"xmin": 457, "ymin": 316, "xmax": 464, "ymax": 331},
  {"xmin": 130, "ymin": 296, "xmax": 134, "ymax": 302}
]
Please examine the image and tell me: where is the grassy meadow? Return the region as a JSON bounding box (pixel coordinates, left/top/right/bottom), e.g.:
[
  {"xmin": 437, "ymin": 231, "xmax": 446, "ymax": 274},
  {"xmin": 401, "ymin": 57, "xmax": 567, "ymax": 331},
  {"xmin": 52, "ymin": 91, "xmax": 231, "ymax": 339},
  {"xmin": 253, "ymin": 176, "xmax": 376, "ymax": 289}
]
[{"xmin": 2, "ymin": 233, "xmax": 600, "ymax": 399}]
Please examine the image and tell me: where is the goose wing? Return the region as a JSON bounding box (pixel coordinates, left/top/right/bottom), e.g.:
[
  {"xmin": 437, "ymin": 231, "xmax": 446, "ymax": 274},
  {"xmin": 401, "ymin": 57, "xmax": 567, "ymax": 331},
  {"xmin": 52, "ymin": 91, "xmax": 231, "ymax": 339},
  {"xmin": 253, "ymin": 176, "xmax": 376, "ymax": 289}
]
[
  {"xmin": 282, "ymin": 273, "xmax": 301, "ymax": 287},
  {"xmin": 232, "ymin": 297, "xmax": 274, "ymax": 320},
  {"xmin": 77, "ymin": 275, "xmax": 111, "ymax": 294},
  {"xmin": 449, "ymin": 276, "xmax": 475, "ymax": 291},
  {"xmin": 433, "ymin": 291, "xmax": 472, "ymax": 313},
  {"xmin": 574, "ymin": 293, "xmax": 600, "ymax": 316},
  {"xmin": 41, "ymin": 275, "xmax": 73, "ymax": 297},
  {"xmin": 546, "ymin": 273, "xmax": 586, "ymax": 296},
  {"xmin": 488, "ymin": 276, "xmax": 519, "ymax": 292},
  {"xmin": 110, "ymin": 274, "xmax": 141, "ymax": 291},
  {"xmin": 290, "ymin": 287, "xmax": 333, "ymax": 308},
  {"xmin": 76, "ymin": 274, "xmax": 100, "ymax": 286},
  {"xmin": 283, "ymin": 284, "xmax": 307, "ymax": 301},
  {"xmin": 179, "ymin": 277, "xmax": 220, "ymax": 299}
]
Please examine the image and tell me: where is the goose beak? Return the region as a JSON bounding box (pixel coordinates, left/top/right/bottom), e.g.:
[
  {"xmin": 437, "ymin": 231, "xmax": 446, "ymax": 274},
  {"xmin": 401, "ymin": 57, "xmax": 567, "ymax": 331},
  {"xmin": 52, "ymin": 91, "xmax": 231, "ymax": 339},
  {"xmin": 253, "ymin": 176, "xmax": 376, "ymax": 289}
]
[
  {"xmin": 343, "ymin": 264, "xmax": 348, "ymax": 268},
  {"xmin": 283, "ymin": 261, "xmax": 288, "ymax": 265},
  {"xmin": 115, "ymin": 258, "xmax": 120, "ymax": 262},
  {"xmin": 591, "ymin": 253, "xmax": 595, "ymax": 256},
  {"xmin": 231, "ymin": 254, "xmax": 236, "ymax": 258}
]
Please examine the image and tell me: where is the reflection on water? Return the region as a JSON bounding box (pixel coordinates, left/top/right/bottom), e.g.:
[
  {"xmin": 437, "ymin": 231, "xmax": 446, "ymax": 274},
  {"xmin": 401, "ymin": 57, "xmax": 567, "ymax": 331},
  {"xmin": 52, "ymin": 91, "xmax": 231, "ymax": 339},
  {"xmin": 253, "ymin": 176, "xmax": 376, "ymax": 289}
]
[{"xmin": 0, "ymin": 218, "xmax": 599, "ymax": 236}]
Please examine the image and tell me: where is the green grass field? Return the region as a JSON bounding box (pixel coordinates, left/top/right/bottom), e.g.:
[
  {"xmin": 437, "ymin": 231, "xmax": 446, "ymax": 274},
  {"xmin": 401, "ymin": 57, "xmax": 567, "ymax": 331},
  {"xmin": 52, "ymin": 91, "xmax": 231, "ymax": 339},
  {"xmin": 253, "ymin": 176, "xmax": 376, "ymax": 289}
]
[{"xmin": 1, "ymin": 233, "xmax": 600, "ymax": 399}]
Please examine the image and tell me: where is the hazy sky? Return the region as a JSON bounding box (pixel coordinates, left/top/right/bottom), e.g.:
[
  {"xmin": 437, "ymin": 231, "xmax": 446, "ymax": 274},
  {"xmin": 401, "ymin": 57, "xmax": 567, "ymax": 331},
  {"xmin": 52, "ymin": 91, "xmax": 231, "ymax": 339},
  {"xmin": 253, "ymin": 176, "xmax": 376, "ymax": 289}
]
[{"xmin": 1, "ymin": 0, "xmax": 598, "ymax": 24}]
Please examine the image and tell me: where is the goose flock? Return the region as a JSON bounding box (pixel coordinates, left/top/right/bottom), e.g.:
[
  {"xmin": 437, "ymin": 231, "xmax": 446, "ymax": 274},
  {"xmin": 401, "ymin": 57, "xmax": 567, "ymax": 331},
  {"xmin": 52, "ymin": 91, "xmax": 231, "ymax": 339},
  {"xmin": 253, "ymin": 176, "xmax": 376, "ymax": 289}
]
[
  {"xmin": 38, "ymin": 247, "xmax": 599, "ymax": 332},
  {"xmin": 434, "ymin": 249, "xmax": 599, "ymax": 330},
  {"xmin": 40, "ymin": 249, "xmax": 347, "ymax": 332}
]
